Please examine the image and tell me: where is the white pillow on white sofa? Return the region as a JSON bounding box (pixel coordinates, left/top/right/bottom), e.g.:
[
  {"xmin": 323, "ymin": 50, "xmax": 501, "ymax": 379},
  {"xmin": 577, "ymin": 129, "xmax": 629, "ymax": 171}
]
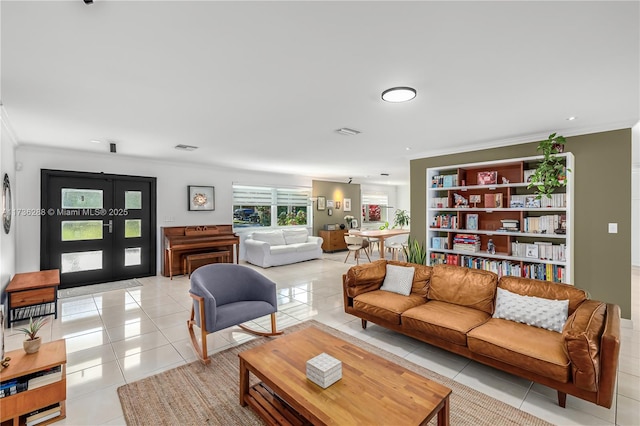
[
  {"xmin": 379, "ymin": 264, "xmax": 415, "ymax": 296},
  {"xmin": 282, "ymin": 228, "xmax": 309, "ymax": 244},
  {"xmin": 493, "ymin": 287, "xmax": 569, "ymax": 333},
  {"xmin": 251, "ymin": 231, "xmax": 286, "ymax": 246}
]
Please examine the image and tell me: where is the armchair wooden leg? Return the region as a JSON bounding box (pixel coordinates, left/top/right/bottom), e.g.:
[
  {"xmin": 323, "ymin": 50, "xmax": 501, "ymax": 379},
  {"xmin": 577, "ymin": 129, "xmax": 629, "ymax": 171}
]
[
  {"xmin": 361, "ymin": 319, "xmax": 367, "ymax": 329},
  {"xmin": 557, "ymin": 391, "xmax": 567, "ymax": 408},
  {"xmin": 187, "ymin": 294, "xmax": 211, "ymax": 365},
  {"xmin": 238, "ymin": 312, "xmax": 284, "ymax": 337}
]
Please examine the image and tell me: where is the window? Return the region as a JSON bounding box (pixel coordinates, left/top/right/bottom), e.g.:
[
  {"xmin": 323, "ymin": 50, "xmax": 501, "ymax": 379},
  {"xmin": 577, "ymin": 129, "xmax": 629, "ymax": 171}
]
[
  {"xmin": 233, "ymin": 185, "xmax": 310, "ymax": 228},
  {"xmin": 362, "ymin": 193, "xmax": 389, "ymax": 224}
]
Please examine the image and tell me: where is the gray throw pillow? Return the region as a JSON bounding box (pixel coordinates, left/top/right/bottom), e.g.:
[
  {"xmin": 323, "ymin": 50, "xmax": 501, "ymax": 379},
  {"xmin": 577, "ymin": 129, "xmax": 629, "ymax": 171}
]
[
  {"xmin": 493, "ymin": 287, "xmax": 569, "ymax": 333},
  {"xmin": 379, "ymin": 264, "xmax": 415, "ymax": 296}
]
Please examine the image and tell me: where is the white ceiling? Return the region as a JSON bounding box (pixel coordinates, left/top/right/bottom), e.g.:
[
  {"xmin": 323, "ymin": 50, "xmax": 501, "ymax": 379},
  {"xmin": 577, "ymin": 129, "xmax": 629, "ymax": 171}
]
[{"xmin": 2, "ymin": 1, "xmax": 639, "ymax": 185}]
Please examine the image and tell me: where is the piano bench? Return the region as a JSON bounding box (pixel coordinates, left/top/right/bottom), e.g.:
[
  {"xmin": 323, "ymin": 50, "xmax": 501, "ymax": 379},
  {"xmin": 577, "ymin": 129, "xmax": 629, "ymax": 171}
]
[{"xmin": 184, "ymin": 251, "xmax": 231, "ymax": 278}]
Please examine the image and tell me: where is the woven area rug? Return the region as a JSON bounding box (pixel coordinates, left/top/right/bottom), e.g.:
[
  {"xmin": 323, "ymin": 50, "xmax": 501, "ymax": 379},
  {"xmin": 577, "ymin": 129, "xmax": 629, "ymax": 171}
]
[
  {"xmin": 58, "ymin": 278, "xmax": 142, "ymax": 299},
  {"xmin": 117, "ymin": 320, "xmax": 552, "ymax": 426}
]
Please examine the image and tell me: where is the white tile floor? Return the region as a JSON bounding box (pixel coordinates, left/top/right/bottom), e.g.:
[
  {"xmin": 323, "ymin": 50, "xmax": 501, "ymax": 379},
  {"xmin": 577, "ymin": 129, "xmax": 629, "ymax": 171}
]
[{"xmin": 4, "ymin": 259, "xmax": 639, "ymax": 426}]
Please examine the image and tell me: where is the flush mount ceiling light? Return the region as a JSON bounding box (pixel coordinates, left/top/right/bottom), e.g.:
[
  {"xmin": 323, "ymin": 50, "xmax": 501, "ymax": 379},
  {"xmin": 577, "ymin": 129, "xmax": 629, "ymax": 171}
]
[
  {"xmin": 566, "ymin": 116, "xmax": 577, "ymax": 121},
  {"xmin": 381, "ymin": 87, "xmax": 416, "ymax": 103},
  {"xmin": 335, "ymin": 128, "xmax": 361, "ymax": 136},
  {"xmin": 175, "ymin": 144, "xmax": 199, "ymax": 151}
]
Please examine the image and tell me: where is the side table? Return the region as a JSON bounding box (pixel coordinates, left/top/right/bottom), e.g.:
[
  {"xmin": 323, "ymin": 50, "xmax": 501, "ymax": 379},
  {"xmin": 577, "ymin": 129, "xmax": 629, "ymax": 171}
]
[{"xmin": 5, "ymin": 269, "xmax": 60, "ymax": 327}]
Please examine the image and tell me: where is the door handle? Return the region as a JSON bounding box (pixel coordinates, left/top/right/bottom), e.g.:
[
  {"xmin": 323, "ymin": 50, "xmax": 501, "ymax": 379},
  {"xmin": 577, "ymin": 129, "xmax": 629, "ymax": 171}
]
[{"xmin": 103, "ymin": 219, "xmax": 113, "ymax": 234}]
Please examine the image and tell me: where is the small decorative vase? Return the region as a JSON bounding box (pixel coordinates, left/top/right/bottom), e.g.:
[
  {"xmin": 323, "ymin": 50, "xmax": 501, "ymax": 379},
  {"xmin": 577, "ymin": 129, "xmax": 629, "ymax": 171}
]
[
  {"xmin": 23, "ymin": 337, "xmax": 41, "ymax": 354},
  {"xmin": 339, "ymin": 224, "xmax": 345, "ymax": 230}
]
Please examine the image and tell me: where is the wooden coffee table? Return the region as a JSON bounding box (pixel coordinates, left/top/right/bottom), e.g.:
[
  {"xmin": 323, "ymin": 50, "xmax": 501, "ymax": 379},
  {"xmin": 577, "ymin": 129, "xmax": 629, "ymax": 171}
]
[{"xmin": 239, "ymin": 326, "xmax": 451, "ymax": 425}]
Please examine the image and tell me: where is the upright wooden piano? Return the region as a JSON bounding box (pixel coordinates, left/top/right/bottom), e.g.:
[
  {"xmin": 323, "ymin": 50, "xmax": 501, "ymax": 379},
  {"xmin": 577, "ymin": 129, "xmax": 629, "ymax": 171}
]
[{"xmin": 161, "ymin": 224, "xmax": 240, "ymax": 278}]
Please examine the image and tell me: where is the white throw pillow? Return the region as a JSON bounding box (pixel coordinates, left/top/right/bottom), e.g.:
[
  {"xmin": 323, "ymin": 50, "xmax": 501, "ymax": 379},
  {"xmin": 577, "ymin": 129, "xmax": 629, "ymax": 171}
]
[
  {"xmin": 251, "ymin": 231, "xmax": 286, "ymax": 246},
  {"xmin": 282, "ymin": 228, "xmax": 309, "ymax": 245},
  {"xmin": 493, "ymin": 287, "xmax": 569, "ymax": 333},
  {"xmin": 379, "ymin": 264, "xmax": 415, "ymax": 296}
]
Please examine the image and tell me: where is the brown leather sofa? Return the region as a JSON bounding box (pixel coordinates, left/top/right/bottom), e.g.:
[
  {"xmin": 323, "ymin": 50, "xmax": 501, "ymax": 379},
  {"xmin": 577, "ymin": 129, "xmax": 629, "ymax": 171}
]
[{"xmin": 342, "ymin": 260, "xmax": 621, "ymax": 408}]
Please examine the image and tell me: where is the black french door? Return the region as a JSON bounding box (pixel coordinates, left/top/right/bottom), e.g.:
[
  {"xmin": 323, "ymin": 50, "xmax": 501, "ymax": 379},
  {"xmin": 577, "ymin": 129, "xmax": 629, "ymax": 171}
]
[{"xmin": 41, "ymin": 170, "xmax": 156, "ymax": 288}]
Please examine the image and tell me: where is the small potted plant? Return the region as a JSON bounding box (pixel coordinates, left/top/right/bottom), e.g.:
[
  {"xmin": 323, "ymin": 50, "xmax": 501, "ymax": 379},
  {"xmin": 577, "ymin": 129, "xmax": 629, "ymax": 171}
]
[
  {"xmin": 344, "ymin": 215, "xmax": 355, "ymax": 228},
  {"xmin": 17, "ymin": 317, "xmax": 48, "ymax": 354},
  {"xmin": 528, "ymin": 132, "xmax": 571, "ymax": 199},
  {"xmin": 393, "ymin": 209, "xmax": 410, "ymax": 229}
]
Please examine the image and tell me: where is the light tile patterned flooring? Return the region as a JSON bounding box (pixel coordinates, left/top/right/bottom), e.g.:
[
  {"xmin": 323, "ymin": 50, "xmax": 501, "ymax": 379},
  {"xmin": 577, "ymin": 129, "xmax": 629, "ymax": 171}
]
[{"xmin": 4, "ymin": 258, "xmax": 639, "ymax": 425}]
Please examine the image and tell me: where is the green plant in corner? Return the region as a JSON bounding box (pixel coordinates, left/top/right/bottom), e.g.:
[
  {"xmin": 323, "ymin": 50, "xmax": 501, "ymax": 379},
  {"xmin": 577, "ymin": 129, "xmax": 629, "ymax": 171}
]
[
  {"xmin": 17, "ymin": 316, "xmax": 48, "ymax": 341},
  {"xmin": 403, "ymin": 236, "xmax": 426, "ymax": 265},
  {"xmin": 528, "ymin": 132, "xmax": 571, "ymax": 199},
  {"xmin": 393, "ymin": 209, "xmax": 410, "ymax": 229}
]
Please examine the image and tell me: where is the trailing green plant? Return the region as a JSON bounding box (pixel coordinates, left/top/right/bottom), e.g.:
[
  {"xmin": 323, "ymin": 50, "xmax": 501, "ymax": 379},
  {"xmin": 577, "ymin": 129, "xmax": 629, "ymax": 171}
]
[
  {"xmin": 17, "ymin": 317, "xmax": 48, "ymax": 341},
  {"xmin": 393, "ymin": 209, "xmax": 410, "ymax": 229},
  {"xmin": 528, "ymin": 132, "xmax": 570, "ymax": 199},
  {"xmin": 403, "ymin": 236, "xmax": 427, "ymax": 265}
]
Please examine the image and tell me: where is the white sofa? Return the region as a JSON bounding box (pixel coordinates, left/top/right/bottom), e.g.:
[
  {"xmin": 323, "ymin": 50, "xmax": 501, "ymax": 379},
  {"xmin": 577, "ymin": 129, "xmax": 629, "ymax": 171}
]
[{"xmin": 244, "ymin": 228, "xmax": 323, "ymax": 268}]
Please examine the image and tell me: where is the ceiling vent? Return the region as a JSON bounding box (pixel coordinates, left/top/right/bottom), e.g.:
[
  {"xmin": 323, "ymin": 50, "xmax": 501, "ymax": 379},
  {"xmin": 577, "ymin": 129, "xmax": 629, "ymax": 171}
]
[
  {"xmin": 175, "ymin": 144, "xmax": 199, "ymax": 151},
  {"xmin": 335, "ymin": 128, "xmax": 361, "ymax": 136}
]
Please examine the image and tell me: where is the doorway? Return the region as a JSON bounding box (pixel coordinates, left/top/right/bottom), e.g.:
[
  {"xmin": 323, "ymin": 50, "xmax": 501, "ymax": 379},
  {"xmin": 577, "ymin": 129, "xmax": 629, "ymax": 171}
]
[{"xmin": 41, "ymin": 170, "xmax": 157, "ymax": 288}]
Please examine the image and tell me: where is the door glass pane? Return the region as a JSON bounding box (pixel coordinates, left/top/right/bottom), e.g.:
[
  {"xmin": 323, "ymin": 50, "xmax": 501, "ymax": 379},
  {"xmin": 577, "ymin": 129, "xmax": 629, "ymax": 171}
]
[
  {"xmin": 124, "ymin": 219, "xmax": 141, "ymax": 238},
  {"xmin": 61, "ymin": 221, "xmax": 103, "ymax": 241},
  {"xmin": 125, "ymin": 191, "xmax": 142, "ymax": 209},
  {"xmin": 62, "ymin": 189, "xmax": 103, "ymax": 209},
  {"xmin": 124, "ymin": 248, "xmax": 141, "ymax": 266},
  {"xmin": 61, "ymin": 250, "xmax": 103, "ymax": 273}
]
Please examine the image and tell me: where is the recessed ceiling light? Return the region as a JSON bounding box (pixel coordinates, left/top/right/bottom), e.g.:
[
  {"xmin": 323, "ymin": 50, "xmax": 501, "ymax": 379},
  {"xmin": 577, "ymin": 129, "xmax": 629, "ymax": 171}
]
[
  {"xmin": 89, "ymin": 140, "xmax": 101, "ymax": 144},
  {"xmin": 566, "ymin": 116, "xmax": 577, "ymax": 121},
  {"xmin": 405, "ymin": 147, "xmax": 411, "ymax": 151},
  {"xmin": 381, "ymin": 87, "xmax": 417, "ymax": 103},
  {"xmin": 335, "ymin": 128, "xmax": 361, "ymax": 136},
  {"xmin": 175, "ymin": 144, "xmax": 199, "ymax": 151}
]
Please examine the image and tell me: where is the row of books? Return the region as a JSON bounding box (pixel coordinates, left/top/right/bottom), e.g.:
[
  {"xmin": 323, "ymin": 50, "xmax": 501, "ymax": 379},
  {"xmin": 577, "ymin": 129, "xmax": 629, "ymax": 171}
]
[
  {"xmin": 457, "ymin": 256, "xmax": 566, "ymax": 283},
  {"xmin": 430, "ymin": 253, "xmax": 459, "ymax": 266},
  {"xmin": 431, "ymin": 214, "xmax": 458, "ymax": 229},
  {"xmin": 430, "ymin": 197, "xmax": 449, "ymax": 208},
  {"xmin": 0, "ymin": 365, "xmax": 62, "ymax": 398},
  {"xmin": 511, "ymin": 241, "xmax": 566, "ymax": 261},
  {"xmin": 523, "ymin": 215, "xmax": 565, "ymax": 234},
  {"xmin": 431, "ymin": 174, "xmax": 459, "ymax": 188},
  {"xmin": 25, "ymin": 403, "xmax": 62, "ymax": 426},
  {"xmin": 509, "ymin": 193, "xmax": 566, "ymax": 208},
  {"xmin": 431, "ymin": 237, "xmax": 449, "ymax": 250}
]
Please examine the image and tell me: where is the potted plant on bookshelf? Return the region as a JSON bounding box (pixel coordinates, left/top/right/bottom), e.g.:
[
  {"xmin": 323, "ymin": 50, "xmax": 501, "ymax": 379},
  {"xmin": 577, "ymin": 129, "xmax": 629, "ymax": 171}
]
[
  {"xmin": 528, "ymin": 132, "xmax": 571, "ymax": 199},
  {"xmin": 403, "ymin": 236, "xmax": 427, "ymax": 265},
  {"xmin": 393, "ymin": 209, "xmax": 410, "ymax": 229},
  {"xmin": 17, "ymin": 317, "xmax": 48, "ymax": 354}
]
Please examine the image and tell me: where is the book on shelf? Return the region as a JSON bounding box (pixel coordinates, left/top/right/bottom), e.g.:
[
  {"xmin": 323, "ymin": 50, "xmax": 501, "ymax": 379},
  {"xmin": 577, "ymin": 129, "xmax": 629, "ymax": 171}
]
[
  {"xmin": 466, "ymin": 214, "xmax": 479, "ymax": 230},
  {"xmin": 525, "ymin": 195, "xmax": 541, "ymax": 208},
  {"xmin": 431, "ymin": 197, "xmax": 449, "ymax": 208},
  {"xmin": 524, "ymin": 169, "xmax": 536, "ymax": 183},
  {"xmin": 26, "ymin": 410, "xmax": 61, "ymax": 426},
  {"xmin": 484, "ymin": 193, "xmax": 503, "ymax": 208},
  {"xmin": 431, "ymin": 237, "xmax": 449, "ymax": 250},
  {"xmin": 27, "ymin": 365, "xmax": 62, "ymax": 390},
  {"xmin": 431, "ymin": 174, "xmax": 458, "ymax": 188},
  {"xmin": 25, "ymin": 403, "xmax": 61, "ymax": 425},
  {"xmin": 525, "ymin": 244, "xmax": 539, "ymax": 259},
  {"xmin": 432, "ymin": 214, "xmax": 458, "ymax": 229},
  {"xmin": 0, "ymin": 379, "xmax": 28, "ymax": 398}
]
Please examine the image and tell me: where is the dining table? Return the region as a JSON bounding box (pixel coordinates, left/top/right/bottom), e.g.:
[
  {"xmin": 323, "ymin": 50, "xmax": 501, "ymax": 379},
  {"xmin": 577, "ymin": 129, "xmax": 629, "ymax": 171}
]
[{"xmin": 347, "ymin": 228, "xmax": 410, "ymax": 259}]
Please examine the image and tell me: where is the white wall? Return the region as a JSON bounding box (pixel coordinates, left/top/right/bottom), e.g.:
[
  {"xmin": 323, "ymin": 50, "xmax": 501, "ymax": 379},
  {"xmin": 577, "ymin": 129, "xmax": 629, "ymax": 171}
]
[
  {"xmin": 632, "ymin": 122, "xmax": 639, "ymax": 267},
  {"xmin": 15, "ymin": 145, "xmax": 312, "ymax": 273},
  {"xmin": 0, "ymin": 110, "xmax": 17, "ymax": 300}
]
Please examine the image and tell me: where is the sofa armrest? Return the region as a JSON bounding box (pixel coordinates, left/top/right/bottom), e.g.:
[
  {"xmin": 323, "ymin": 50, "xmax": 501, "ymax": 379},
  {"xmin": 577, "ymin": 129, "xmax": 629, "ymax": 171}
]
[
  {"xmin": 562, "ymin": 299, "xmax": 621, "ymax": 408},
  {"xmin": 245, "ymin": 238, "xmax": 270, "ymax": 251},
  {"xmin": 307, "ymin": 236, "xmax": 323, "ymax": 246},
  {"xmin": 343, "ymin": 260, "xmax": 387, "ymax": 299}
]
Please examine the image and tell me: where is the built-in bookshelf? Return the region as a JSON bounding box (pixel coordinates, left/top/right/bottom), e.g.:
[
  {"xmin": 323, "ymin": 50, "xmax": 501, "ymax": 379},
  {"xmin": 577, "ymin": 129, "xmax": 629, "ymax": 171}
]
[{"xmin": 426, "ymin": 153, "xmax": 574, "ymax": 283}]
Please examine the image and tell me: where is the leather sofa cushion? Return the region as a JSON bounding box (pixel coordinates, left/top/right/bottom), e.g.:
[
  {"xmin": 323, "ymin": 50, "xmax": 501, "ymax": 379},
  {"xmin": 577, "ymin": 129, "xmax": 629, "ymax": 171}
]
[
  {"xmin": 402, "ymin": 300, "xmax": 491, "ymax": 346},
  {"xmin": 353, "ymin": 290, "xmax": 425, "ymax": 325},
  {"xmin": 468, "ymin": 318, "xmax": 570, "ymax": 383},
  {"xmin": 344, "ymin": 260, "xmax": 387, "ymax": 298},
  {"xmin": 499, "ymin": 276, "xmax": 587, "ymax": 315},
  {"xmin": 388, "ymin": 260, "xmax": 432, "ymax": 297},
  {"xmin": 428, "ymin": 264, "xmax": 497, "ymax": 314},
  {"xmin": 563, "ymin": 300, "xmax": 607, "ymax": 392}
]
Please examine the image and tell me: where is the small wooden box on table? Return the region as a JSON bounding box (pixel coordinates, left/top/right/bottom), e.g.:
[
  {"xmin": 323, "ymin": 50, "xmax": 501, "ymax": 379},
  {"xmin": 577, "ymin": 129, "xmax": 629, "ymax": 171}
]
[
  {"xmin": 5, "ymin": 270, "xmax": 60, "ymax": 327},
  {"xmin": 0, "ymin": 340, "xmax": 67, "ymax": 426}
]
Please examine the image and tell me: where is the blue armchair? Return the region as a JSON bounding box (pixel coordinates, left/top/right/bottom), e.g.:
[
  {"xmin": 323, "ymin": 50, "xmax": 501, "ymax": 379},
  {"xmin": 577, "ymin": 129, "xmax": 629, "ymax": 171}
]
[{"xmin": 187, "ymin": 263, "xmax": 282, "ymax": 364}]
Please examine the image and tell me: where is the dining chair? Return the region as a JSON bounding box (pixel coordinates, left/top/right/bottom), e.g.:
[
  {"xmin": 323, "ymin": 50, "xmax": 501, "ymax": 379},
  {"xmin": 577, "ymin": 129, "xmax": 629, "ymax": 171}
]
[
  {"xmin": 386, "ymin": 234, "xmax": 409, "ymax": 261},
  {"xmin": 344, "ymin": 235, "xmax": 371, "ymax": 264}
]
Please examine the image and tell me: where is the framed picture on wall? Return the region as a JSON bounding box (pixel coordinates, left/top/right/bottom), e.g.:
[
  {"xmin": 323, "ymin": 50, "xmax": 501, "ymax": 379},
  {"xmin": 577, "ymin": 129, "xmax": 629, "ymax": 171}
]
[
  {"xmin": 317, "ymin": 196, "xmax": 326, "ymax": 210},
  {"xmin": 343, "ymin": 198, "xmax": 351, "ymax": 212},
  {"xmin": 188, "ymin": 185, "xmax": 215, "ymax": 211}
]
